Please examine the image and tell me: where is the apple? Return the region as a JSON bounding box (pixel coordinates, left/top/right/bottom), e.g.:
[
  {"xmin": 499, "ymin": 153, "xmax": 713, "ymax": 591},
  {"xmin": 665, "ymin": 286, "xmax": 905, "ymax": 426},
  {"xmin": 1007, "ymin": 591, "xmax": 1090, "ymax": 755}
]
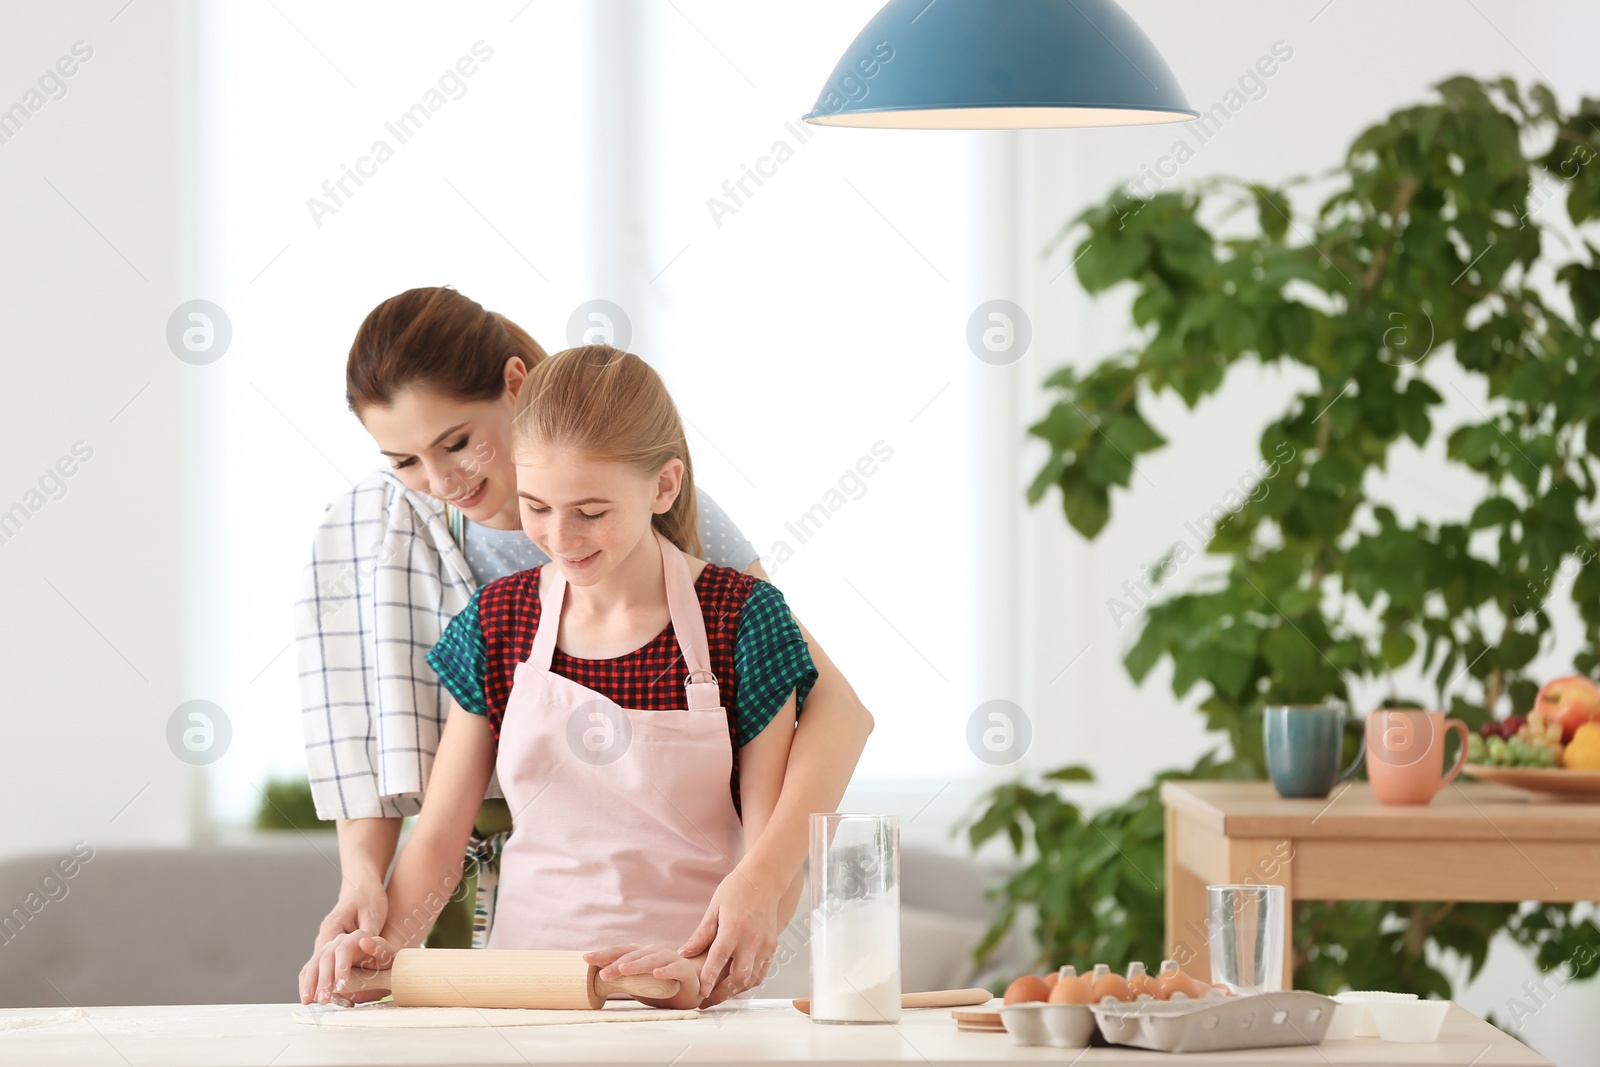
[{"xmin": 1536, "ymin": 676, "xmax": 1600, "ymax": 743}]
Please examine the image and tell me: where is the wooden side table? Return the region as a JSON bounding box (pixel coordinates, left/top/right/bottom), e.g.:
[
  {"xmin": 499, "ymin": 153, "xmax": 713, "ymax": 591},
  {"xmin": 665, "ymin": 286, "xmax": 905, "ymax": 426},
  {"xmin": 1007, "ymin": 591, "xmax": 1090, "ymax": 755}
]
[{"xmin": 1161, "ymin": 781, "xmax": 1600, "ymax": 986}]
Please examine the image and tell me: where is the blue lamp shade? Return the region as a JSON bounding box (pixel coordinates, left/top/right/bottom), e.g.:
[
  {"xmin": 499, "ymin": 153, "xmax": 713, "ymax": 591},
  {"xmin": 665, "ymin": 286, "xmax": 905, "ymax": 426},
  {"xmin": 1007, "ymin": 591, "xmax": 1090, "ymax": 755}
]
[{"xmin": 804, "ymin": 0, "xmax": 1197, "ymax": 129}]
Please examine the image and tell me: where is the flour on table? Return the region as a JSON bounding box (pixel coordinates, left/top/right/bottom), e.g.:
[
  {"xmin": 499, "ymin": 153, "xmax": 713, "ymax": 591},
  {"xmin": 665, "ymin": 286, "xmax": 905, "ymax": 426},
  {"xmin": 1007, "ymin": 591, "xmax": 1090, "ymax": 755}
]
[
  {"xmin": 292, "ymin": 1003, "xmax": 699, "ymax": 1028},
  {"xmin": 0, "ymin": 1007, "xmax": 88, "ymax": 1031}
]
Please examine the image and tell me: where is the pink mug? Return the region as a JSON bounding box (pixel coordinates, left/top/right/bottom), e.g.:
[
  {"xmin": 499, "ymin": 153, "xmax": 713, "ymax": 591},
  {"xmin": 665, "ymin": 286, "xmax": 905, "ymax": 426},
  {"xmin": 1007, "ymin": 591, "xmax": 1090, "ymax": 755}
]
[{"xmin": 1364, "ymin": 709, "xmax": 1469, "ymax": 805}]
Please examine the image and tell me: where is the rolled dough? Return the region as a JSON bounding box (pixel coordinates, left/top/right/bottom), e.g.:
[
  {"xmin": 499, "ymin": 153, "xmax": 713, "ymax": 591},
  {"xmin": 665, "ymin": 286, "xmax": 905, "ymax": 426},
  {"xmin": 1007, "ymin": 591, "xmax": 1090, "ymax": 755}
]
[
  {"xmin": 0, "ymin": 1008, "xmax": 88, "ymax": 1031},
  {"xmin": 292, "ymin": 1003, "xmax": 699, "ymax": 1028}
]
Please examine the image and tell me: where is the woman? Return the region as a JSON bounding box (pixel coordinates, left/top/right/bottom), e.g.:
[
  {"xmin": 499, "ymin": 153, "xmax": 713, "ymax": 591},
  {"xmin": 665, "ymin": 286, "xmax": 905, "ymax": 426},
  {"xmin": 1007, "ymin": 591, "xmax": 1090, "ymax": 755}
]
[{"xmin": 294, "ymin": 287, "xmax": 873, "ymax": 1007}]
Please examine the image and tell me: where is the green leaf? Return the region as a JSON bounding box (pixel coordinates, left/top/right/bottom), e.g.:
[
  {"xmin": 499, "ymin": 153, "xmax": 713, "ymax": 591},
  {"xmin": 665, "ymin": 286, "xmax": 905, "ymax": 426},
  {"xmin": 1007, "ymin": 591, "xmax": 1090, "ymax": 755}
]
[
  {"xmin": 1043, "ymin": 765, "xmax": 1095, "ymax": 783},
  {"xmin": 1274, "ymin": 303, "xmax": 1315, "ymax": 359},
  {"xmin": 1029, "ymin": 404, "xmax": 1090, "ymax": 450},
  {"xmin": 1103, "ymin": 412, "xmax": 1167, "ymax": 456},
  {"xmin": 1025, "ymin": 452, "xmax": 1067, "ymax": 506},
  {"xmin": 1558, "ymin": 262, "xmax": 1600, "ymax": 327},
  {"xmin": 1125, "ymin": 618, "xmax": 1167, "ymax": 682},
  {"xmin": 1061, "ymin": 475, "xmax": 1111, "ymax": 538},
  {"xmin": 1500, "ymin": 629, "xmax": 1540, "ymax": 669},
  {"xmin": 1075, "ymin": 232, "xmax": 1148, "ymax": 292},
  {"xmin": 1252, "ymin": 184, "xmax": 1291, "ymax": 241},
  {"xmin": 1206, "ymin": 649, "xmax": 1256, "ymax": 701},
  {"xmin": 1380, "ymin": 630, "xmax": 1417, "ymax": 669},
  {"xmin": 1448, "ymin": 423, "xmax": 1501, "ymax": 467},
  {"xmin": 1262, "ymin": 626, "xmax": 1318, "ymax": 683},
  {"xmin": 1469, "ymin": 497, "xmax": 1519, "ymax": 530},
  {"xmin": 1216, "ymin": 300, "xmax": 1256, "ymax": 355},
  {"xmin": 1085, "ymin": 439, "xmax": 1135, "ymax": 486}
]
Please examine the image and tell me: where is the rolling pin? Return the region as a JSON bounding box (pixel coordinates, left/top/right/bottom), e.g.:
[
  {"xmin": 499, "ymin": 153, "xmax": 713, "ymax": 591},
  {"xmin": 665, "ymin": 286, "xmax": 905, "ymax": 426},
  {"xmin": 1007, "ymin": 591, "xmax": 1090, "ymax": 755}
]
[
  {"xmin": 339, "ymin": 949, "xmax": 680, "ymax": 1009},
  {"xmin": 791, "ymin": 988, "xmax": 994, "ymax": 1014}
]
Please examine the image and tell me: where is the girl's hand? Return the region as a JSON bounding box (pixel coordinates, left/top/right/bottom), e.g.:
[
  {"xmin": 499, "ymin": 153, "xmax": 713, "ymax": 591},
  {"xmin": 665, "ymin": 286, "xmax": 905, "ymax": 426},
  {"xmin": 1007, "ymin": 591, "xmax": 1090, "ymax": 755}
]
[
  {"xmin": 301, "ymin": 929, "xmax": 400, "ymax": 1006},
  {"xmin": 677, "ymin": 868, "xmax": 784, "ymax": 1007},
  {"xmin": 583, "ymin": 944, "xmax": 704, "ymax": 1010}
]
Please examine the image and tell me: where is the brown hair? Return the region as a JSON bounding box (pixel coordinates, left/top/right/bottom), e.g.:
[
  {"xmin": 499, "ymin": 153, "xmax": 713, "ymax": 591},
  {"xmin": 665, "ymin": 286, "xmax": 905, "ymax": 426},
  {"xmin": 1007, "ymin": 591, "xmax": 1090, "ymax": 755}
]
[
  {"xmin": 345, "ymin": 286, "xmax": 548, "ymax": 412},
  {"xmin": 511, "ymin": 345, "xmax": 701, "ymax": 557}
]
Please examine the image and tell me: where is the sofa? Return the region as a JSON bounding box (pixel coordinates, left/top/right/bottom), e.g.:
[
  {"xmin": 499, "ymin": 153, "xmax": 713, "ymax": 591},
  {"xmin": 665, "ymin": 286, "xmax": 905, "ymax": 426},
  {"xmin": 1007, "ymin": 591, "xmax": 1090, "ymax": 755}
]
[{"xmin": 0, "ymin": 837, "xmax": 1029, "ymax": 1006}]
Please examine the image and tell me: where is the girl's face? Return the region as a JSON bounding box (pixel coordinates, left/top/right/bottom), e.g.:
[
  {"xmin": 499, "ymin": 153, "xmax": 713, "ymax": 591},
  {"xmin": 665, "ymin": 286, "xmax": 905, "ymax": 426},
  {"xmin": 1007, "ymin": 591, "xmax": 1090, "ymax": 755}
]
[
  {"xmin": 515, "ymin": 445, "xmax": 683, "ymax": 587},
  {"xmin": 359, "ymin": 364, "xmax": 525, "ymax": 526}
]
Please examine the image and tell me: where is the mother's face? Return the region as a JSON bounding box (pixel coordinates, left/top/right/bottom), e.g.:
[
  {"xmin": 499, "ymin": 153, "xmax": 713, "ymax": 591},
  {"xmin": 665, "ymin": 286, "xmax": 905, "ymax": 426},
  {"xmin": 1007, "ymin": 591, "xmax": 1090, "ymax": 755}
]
[{"xmin": 359, "ymin": 381, "xmax": 522, "ymax": 526}]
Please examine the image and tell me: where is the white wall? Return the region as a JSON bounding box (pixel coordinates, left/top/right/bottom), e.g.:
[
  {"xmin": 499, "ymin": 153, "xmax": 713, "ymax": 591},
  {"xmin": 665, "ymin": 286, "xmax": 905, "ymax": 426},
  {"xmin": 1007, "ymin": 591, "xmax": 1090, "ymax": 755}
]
[
  {"xmin": 1013, "ymin": 2, "xmax": 1598, "ymax": 1062},
  {"xmin": 0, "ymin": 4, "xmax": 199, "ymax": 859}
]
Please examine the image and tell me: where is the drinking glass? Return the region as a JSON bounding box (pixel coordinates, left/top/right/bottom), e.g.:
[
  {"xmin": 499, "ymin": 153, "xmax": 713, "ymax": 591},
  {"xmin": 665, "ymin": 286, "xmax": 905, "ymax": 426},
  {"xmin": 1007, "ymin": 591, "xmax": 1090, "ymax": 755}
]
[
  {"xmin": 1206, "ymin": 883, "xmax": 1285, "ymax": 994},
  {"xmin": 808, "ymin": 813, "xmax": 900, "ymax": 1023}
]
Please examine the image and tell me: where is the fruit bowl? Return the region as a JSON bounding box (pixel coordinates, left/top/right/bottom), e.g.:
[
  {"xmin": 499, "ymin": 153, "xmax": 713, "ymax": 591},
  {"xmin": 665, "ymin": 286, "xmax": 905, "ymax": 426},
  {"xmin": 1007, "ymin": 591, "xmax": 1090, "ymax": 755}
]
[{"xmin": 1462, "ymin": 764, "xmax": 1600, "ymax": 799}]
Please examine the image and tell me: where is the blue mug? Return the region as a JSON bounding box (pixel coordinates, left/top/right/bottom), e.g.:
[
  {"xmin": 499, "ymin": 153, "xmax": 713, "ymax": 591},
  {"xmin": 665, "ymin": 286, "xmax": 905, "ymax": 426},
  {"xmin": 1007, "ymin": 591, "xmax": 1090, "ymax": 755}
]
[{"xmin": 1264, "ymin": 704, "xmax": 1365, "ymax": 799}]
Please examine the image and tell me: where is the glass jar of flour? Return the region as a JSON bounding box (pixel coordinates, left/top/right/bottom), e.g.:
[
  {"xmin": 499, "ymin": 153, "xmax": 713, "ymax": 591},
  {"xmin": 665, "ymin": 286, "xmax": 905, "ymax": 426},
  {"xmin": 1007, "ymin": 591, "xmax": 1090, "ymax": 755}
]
[{"xmin": 807, "ymin": 813, "xmax": 901, "ymax": 1024}]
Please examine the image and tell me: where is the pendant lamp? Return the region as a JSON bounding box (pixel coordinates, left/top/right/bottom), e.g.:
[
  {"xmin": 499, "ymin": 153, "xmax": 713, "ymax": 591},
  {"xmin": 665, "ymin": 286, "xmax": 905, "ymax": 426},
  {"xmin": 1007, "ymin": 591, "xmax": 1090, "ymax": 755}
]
[{"xmin": 804, "ymin": 0, "xmax": 1197, "ymax": 129}]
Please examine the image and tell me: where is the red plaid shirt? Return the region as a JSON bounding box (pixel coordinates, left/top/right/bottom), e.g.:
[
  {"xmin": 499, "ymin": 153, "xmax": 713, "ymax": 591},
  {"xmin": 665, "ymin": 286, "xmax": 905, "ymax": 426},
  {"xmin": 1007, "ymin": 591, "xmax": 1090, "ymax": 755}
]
[{"xmin": 476, "ymin": 562, "xmax": 757, "ymax": 812}]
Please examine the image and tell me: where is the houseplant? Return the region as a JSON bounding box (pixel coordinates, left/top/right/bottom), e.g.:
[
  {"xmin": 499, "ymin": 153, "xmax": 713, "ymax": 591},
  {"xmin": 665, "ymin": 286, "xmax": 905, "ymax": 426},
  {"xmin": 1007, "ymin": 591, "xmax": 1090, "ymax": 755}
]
[{"xmin": 963, "ymin": 76, "xmax": 1600, "ymax": 1009}]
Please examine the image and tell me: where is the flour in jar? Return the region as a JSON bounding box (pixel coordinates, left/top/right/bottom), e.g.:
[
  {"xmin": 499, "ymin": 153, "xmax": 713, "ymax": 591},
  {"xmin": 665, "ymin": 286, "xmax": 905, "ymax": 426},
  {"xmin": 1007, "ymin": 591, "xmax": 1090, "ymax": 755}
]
[{"xmin": 809, "ymin": 896, "xmax": 901, "ymax": 1022}]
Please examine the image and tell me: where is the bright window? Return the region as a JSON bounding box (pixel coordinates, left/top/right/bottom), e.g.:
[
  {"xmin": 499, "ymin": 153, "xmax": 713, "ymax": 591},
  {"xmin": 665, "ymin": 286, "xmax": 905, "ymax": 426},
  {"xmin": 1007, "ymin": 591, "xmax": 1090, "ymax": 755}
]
[{"xmin": 209, "ymin": 1, "xmax": 994, "ymax": 827}]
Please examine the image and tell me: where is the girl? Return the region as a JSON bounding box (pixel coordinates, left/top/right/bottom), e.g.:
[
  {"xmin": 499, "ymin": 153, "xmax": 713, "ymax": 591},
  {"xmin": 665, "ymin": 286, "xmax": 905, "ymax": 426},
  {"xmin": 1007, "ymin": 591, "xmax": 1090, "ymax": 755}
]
[
  {"xmin": 296, "ymin": 288, "xmax": 873, "ymax": 1007},
  {"xmin": 306, "ymin": 346, "xmax": 815, "ymax": 1011}
]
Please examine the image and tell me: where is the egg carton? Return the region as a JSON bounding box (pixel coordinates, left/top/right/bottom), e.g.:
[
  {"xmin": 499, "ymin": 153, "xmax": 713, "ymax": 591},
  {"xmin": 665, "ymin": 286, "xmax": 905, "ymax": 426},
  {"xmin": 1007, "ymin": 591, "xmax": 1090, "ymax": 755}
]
[
  {"xmin": 1091, "ymin": 990, "xmax": 1337, "ymax": 1053},
  {"xmin": 999, "ymin": 987, "xmax": 1233, "ymax": 1050}
]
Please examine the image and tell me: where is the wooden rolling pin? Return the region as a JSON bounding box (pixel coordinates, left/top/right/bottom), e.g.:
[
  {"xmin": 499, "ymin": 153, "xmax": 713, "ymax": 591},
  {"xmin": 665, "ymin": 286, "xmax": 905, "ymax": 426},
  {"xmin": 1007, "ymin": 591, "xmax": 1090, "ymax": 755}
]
[
  {"xmin": 792, "ymin": 988, "xmax": 993, "ymax": 1014},
  {"xmin": 339, "ymin": 949, "xmax": 680, "ymax": 1009}
]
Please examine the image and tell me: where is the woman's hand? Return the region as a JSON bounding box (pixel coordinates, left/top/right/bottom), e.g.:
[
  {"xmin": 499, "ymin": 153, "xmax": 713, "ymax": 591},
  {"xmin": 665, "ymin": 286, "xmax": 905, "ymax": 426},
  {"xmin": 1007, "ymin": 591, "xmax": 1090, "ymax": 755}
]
[
  {"xmin": 318, "ymin": 878, "xmax": 390, "ymax": 955},
  {"xmin": 300, "ymin": 929, "xmax": 400, "ymax": 1006},
  {"xmin": 677, "ymin": 866, "xmax": 786, "ymax": 1007},
  {"xmin": 583, "ymin": 944, "xmax": 704, "ymax": 1010},
  {"xmin": 299, "ymin": 878, "xmax": 389, "ymax": 1004}
]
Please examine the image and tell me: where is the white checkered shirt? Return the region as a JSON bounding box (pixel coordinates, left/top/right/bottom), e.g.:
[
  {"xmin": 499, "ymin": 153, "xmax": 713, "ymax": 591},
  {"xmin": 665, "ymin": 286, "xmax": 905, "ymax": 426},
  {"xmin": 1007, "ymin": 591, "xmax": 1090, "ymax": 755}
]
[{"xmin": 294, "ymin": 469, "xmax": 498, "ymax": 820}]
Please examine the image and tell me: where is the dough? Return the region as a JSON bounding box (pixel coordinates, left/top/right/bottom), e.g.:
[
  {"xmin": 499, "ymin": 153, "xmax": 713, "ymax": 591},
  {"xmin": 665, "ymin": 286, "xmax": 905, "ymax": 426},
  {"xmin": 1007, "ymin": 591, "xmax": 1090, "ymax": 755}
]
[
  {"xmin": 292, "ymin": 1003, "xmax": 699, "ymax": 1028},
  {"xmin": 0, "ymin": 1008, "xmax": 88, "ymax": 1031}
]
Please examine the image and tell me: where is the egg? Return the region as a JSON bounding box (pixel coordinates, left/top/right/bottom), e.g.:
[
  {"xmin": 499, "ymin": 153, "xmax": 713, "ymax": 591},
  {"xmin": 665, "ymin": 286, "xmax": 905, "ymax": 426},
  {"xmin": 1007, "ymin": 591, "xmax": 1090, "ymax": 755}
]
[
  {"xmin": 1155, "ymin": 965, "xmax": 1208, "ymax": 1000},
  {"xmin": 1047, "ymin": 973, "xmax": 1094, "ymax": 1004},
  {"xmin": 1043, "ymin": 964, "xmax": 1077, "ymax": 992},
  {"xmin": 1003, "ymin": 975, "xmax": 1051, "ymax": 1005},
  {"xmin": 1150, "ymin": 962, "xmax": 1182, "ymax": 1000},
  {"xmin": 1125, "ymin": 962, "xmax": 1156, "ymax": 998},
  {"xmin": 1090, "ymin": 972, "xmax": 1132, "ymax": 1002}
]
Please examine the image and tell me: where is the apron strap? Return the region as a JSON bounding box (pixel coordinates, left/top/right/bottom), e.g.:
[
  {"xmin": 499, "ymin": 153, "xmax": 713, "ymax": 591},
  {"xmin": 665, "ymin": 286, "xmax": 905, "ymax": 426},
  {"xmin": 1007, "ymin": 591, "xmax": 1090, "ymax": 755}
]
[
  {"xmin": 529, "ymin": 564, "xmax": 567, "ymax": 672},
  {"xmin": 527, "ymin": 530, "xmax": 722, "ymax": 712},
  {"xmin": 656, "ymin": 529, "xmax": 720, "ymax": 711}
]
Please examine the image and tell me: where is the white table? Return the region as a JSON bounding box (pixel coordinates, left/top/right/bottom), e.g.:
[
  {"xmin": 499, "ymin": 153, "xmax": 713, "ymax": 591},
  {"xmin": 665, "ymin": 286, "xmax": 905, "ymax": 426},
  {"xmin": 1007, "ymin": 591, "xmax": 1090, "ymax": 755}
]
[{"xmin": 0, "ymin": 998, "xmax": 1550, "ymax": 1065}]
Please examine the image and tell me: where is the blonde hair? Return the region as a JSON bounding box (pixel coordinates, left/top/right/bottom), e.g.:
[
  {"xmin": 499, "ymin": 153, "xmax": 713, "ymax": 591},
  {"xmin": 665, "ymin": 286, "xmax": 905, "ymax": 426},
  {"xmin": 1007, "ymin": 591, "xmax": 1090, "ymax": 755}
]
[{"xmin": 511, "ymin": 345, "xmax": 701, "ymax": 557}]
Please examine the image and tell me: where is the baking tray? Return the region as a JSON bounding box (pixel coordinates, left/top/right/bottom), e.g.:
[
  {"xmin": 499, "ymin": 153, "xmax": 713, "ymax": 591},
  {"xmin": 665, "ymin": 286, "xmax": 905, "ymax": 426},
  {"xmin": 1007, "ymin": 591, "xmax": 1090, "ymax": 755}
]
[{"xmin": 1090, "ymin": 990, "xmax": 1336, "ymax": 1053}]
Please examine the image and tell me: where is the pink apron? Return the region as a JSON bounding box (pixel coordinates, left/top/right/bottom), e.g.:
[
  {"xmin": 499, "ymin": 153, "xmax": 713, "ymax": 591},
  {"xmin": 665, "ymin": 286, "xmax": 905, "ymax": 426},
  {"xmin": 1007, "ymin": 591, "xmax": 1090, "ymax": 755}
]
[{"xmin": 486, "ymin": 529, "xmax": 744, "ymax": 951}]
